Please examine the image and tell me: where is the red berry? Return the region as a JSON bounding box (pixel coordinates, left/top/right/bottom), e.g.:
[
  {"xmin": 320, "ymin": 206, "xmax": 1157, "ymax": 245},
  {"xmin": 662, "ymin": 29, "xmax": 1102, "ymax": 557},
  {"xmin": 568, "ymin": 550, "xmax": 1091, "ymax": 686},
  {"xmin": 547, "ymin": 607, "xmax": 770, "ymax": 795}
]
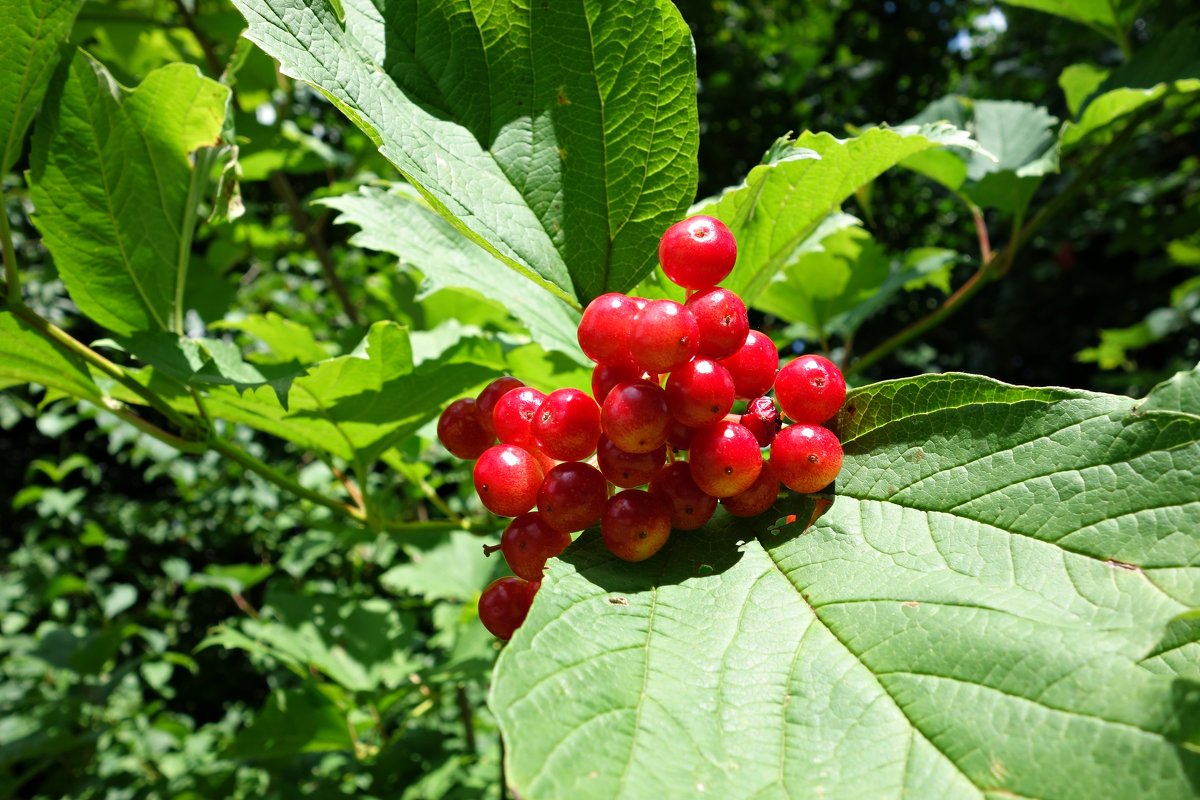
[
  {"xmin": 591, "ymin": 360, "xmax": 646, "ymax": 404},
  {"xmin": 478, "ymin": 577, "xmax": 538, "ymax": 640},
  {"xmin": 771, "ymin": 424, "xmax": 843, "ymax": 493},
  {"xmin": 601, "ymin": 489, "xmax": 672, "ymax": 561},
  {"xmin": 436, "ymin": 398, "xmax": 494, "ymax": 459},
  {"xmin": 775, "ymin": 355, "xmax": 847, "ymax": 424},
  {"xmin": 601, "ymin": 381, "xmax": 670, "ymax": 454},
  {"xmin": 721, "ymin": 460, "xmax": 781, "ymax": 517},
  {"xmin": 658, "ymin": 215, "xmax": 737, "ymax": 289},
  {"xmin": 492, "ymin": 387, "xmax": 548, "ymax": 451},
  {"xmin": 473, "ymin": 445, "xmax": 544, "ymax": 516},
  {"xmin": 718, "ymin": 330, "xmax": 779, "ymax": 398},
  {"xmin": 578, "ymin": 293, "xmax": 639, "ymax": 365},
  {"xmin": 476, "ymin": 376, "xmax": 525, "ymax": 436},
  {"xmin": 538, "ymin": 462, "xmax": 608, "ymax": 532},
  {"xmin": 499, "ymin": 512, "xmax": 572, "ymax": 580},
  {"xmin": 688, "ymin": 421, "xmax": 763, "ymax": 498},
  {"xmin": 596, "ymin": 435, "xmax": 665, "ymax": 488},
  {"xmin": 648, "ymin": 462, "xmax": 717, "ymax": 530},
  {"xmin": 665, "ymin": 357, "xmax": 735, "ymax": 427},
  {"xmin": 630, "ymin": 300, "xmax": 699, "ymax": 373},
  {"xmin": 532, "ymin": 388, "xmax": 602, "ymax": 461},
  {"xmin": 685, "ymin": 287, "xmax": 750, "ymax": 359},
  {"xmin": 740, "ymin": 396, "xmax": 782, "ymax": 447}
]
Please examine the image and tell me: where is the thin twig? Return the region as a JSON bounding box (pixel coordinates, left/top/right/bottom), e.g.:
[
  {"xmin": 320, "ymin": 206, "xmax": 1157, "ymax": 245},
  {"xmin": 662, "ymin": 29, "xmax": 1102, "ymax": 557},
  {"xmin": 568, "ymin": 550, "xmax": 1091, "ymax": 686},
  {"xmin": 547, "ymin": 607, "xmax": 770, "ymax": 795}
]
[
  {"xmin": 1, "ymin": 194, "xmax": 20, "ymax": 307},
  {"xmin": 170, "ymin": 0, "xmax": 223, "ymax": 76},
  {"xmin": 456, "ymin": 684, "xmax": 477, "ymax": 755}
]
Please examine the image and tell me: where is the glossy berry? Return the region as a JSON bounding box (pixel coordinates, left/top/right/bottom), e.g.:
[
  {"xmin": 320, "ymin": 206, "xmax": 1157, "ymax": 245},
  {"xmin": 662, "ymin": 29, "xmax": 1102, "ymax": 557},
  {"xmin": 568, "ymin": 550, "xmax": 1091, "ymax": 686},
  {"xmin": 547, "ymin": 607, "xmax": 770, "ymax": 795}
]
[
  {"xmin": 538, "ymin": 462, "xmax": 608, "ymax": 532},
  {"xmin": 665, "ymin": 357, "xmax": 735, "ymax": 427},
  {"xmin": 630, "ymin": 300, "xmax": 699, "ymax": 373},
  {"xmin": 601, "ymin": 381, "xmax": 670, "ymax": 454},
  {"xmin": 601, "ymin": 489, "xmax": 672, "ymax": 562},
  {"xmin": 499, "ymin": 512, "xmax": 572, "ymax": 580},
  {"xmin": 437, "ymin": 398, "xmax": 494, "ymax": 459},
  {"xmin": 473, "ymin": 445, "xmax": 544, "ymax": 517},
  {"xmin": 685, "ymin": 287, "xmax": 750, "ymax": 359},
  {"xmin": 578, "ymin": 293, "xmax": 639, "ymax": 365},
  {"xmin": 533, "ymin": 388, "xmax": 602, "ymax": 461},
  {"xmin": 775, "ymin": 355, "xmax": 847, "ymax": 424},
  {"xmin": 492, "ymin": 387, "xmax": 547, "ymax": 451},
  {"xmin": 688, "ymin": 421, "xmax": 763, "ymax": 498},
  {"xmin": 476, "ymin": 376, "xmax": 525, "ymax": 436},
  {"xmin": 591, "ymin": 360, "xmax": 646, "ymax": 404},
  {"xmin": 721, "ymin": 460, "xmax": 781, "ymax": 517},
  {"xmin": 478, "ymin": 576, "xmax": 538, "ymax": 641},
  {"xmin": 771, "ymin": 424, "xmax": 843, "ymax": 494},
  {"xmin": 658, "ymin": 215, "xmax": 737, "ymax": 289},
  {"xmin": 718, "ymin": 330, "xmax": 779, "ymax": 399},
  {"xmin": 740, "ymin": 396, "xmax": 782, "ymax": 447},
  {"xmin": 596, "ymin": 435, "xmax": 665, "ymax": 488},
  {"xmin": 648, "ymin": 462, "xmax": 717, "ymax": 530}
]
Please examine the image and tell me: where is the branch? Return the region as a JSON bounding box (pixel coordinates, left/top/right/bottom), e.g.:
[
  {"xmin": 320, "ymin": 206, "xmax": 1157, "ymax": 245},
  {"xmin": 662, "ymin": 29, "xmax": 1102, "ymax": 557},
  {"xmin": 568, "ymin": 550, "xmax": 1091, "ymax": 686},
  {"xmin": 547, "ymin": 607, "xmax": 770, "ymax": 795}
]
[{"xmin": 1, "ymin": 194, "xmax": 19, "ymax": 307}]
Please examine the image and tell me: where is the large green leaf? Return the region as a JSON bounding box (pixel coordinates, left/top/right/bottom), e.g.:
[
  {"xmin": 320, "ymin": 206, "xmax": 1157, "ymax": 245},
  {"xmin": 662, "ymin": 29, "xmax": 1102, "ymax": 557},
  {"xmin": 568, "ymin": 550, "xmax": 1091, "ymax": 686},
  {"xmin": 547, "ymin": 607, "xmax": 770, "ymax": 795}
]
[
  {"xmin": 999, "ymin": 0, "xmax": 1138, "ymax": 45},
  {"xmin": 28, "ymin": 53, "xmax": 230, "ymax": 335},
  {"xmin": 493, "ymin": 372, "xmax": 1200, "ymax": 799},
  {"xmin": 0, "ymin": 311, "xmax": 101, "ymax": 400},
  {"xmin": 696, "ymin": 124, "xmax": 983, "ymax": 303},
  {"xmin": 0, "ymin": 0, "xmax": 84, "ymax": 174},
  {"xmin": 229, "ymin": 685, "xmax": 355, "ymax": 759},
  {"xmin": 228, "ymin": 0, "xmax": 698, "ymax": 305},
  {"xmin": 1061, "ymin": 25, "xmax": 1200, "ymax": 149},
  {"xmin": 320, "ymin": 185, "xmax": 585, "ymax": 363}
]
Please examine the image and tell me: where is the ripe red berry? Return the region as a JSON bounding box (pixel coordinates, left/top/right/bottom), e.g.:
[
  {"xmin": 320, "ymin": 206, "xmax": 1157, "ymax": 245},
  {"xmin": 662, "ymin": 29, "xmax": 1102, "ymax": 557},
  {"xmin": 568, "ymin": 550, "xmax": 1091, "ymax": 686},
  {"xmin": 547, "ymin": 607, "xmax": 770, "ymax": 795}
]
[
  {"xmin": 532, "ymin": 388, "xmax": 602, "ymax": 461},
  {"xmin": 436, "ymin": 398, "xmax": 494, "ymax": 459},
  {"xmin": 666, "ymin": 418, "xmax": 697, "ymax": 451},
  {"xmin": 771, "ymin": 424, "xmax": 843, "ymax": 494},
  {"xmin": 718, "ymin": 330, "xmax": 779, "ymax": 398},
  {"xmin": 630, "ymin": 300, "xmax": 699, "ymax": 373},
  {"xmin": 476, "ymin": 376, "xmax": 525, "ymax": 436},
  {"xmin": 665, "ymin": 357, "xmax": 736, "ymax": 427},
  {"xmin": 591, "ymin": 360, "xmax": 646, "ymax": 404},
  {"xmin": 578, "ymin": 293, "xmax": 639, "ymax": 365},
  {"xmin": 648, "ymin": 462, "xmax": 717, "ymax": 530},
  {"xmin": 721, "ymin": 460, "xmax": 781, "ymax": 517},
  {"xmin": 775, "ymin": 355, "xmax": 847, "ymax": 424},
  {"xmin": 601, "ymin": 489, "xmax": 672, "ymax": 561},
  {"xmin": 658, "ymin": 215, "xmax": 737, "ymax": 289},
  {"xmin": 596, "ymin": 435, "xmax": 665, "ymax": 488},
  {"xmin": 685, "ymin": 287, "xmax": 750, "ymax": 359},
  {"xmin": 492, "ymin": 387, "xmax": 548, "ymax": 451},
  {"xmin": 688, "ymin": 421, "xmax": 763, "ymax": 498},
  {"xmin": 473, "ymin": 445, "xmax": 544, "ymax": 517},
  {"xmin": 740, "ymin": 396, "xmax": 782, "ymax": 447},
  {"xmin": 538, "ymin": 462, "xmax": 608, "ymax": 532},
  {"xmin": 478, "ymin": 576, "xmax": 538, "ymax": 640},
  {"xmin": 601, "ymin": 381, "xmax": 670, "ymax": 454},
  {"xmin": 499, "ymin": 512, "xmax": 572, "ymax": 580}
]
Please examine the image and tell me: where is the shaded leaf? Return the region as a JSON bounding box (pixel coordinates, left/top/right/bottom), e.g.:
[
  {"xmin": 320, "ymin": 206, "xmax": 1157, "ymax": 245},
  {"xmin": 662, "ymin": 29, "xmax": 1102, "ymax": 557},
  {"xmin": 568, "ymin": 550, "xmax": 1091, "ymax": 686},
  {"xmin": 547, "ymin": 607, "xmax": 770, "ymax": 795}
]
[
  {"xmin": 229, "ymin": 685, "xmax": 354, "ymax": 759},
  {"xmin": 228, "ymin": 0, "xmax": 699, "ymax": 304},
  {"xmin": 0, "ymin": 311, "xmax": 102, "ymax": 400},
  {"xmin": 380, "ymin": 531, "xmax": 506, "ymax": 603}
]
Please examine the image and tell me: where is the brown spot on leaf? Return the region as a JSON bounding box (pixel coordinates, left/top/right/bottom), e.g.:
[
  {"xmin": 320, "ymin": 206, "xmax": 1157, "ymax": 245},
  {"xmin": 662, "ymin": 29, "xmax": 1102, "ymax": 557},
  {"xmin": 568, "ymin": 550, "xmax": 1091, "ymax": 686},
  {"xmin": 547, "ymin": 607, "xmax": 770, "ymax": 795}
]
[{"xmin": 607, "ymin": 596, "xmax": 629, "ymax": 606}]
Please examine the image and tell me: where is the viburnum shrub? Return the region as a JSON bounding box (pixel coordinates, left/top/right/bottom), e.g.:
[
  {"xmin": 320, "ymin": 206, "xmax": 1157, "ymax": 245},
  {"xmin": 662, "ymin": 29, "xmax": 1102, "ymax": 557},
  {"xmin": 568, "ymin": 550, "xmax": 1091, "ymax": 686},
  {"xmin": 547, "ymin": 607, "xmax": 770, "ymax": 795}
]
[{"xmin": 438, "ymin": 218, "xmax": 847, "ymax": 639}]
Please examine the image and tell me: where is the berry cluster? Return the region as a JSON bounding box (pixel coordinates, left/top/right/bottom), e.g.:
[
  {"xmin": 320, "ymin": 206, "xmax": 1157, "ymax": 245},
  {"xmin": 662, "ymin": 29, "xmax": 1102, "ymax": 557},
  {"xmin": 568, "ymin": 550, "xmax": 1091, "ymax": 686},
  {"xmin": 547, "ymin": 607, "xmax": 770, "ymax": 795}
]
[{"xmin": 436, "ymin": 215, "xmax": 848, "ymax": 640}]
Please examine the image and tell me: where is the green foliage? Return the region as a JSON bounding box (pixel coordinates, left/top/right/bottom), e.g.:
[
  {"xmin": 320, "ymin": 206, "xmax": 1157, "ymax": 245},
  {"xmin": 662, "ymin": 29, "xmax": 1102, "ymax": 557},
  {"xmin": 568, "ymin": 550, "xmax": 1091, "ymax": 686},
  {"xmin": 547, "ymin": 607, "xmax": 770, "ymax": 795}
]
[{"xmin": 494, "ymin": 373, "xmax": 1200, "ymax": 798}]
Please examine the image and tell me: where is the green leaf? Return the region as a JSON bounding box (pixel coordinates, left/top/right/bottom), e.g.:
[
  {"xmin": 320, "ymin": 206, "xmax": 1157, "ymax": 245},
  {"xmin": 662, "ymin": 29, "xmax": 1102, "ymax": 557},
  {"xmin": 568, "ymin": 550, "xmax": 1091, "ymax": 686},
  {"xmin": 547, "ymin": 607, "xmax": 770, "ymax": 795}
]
[
  {"xmin": 1059, "ymin": 62, "xmax": 1110, "ymax": 116},
  {"xmin": 228, "ymin": 0, "xmax": 699, "ymax": 304},
  {"xmin": 0, "ymin": 311, "xmax": 101, "ymax": 400},
  {"xmin": 214, "ymin": 312, "xmax": 331, "ymax": 364},
  {"xmin": 229, "ymin": 685, "xmax": 354, "ymax": 759},
  {"xmin": 999, "ymin": 0, "xmax": 1136, "ymax": 43},
  {"xmin": 697, "ymin": 124, "xmax": 984, "ymax": 303},
  {"xmin": 0, "ymin": 0, "xmax": 84, "ymax": 174},
  {"xmin": 320, "ymin": 185, "xmax": 585, "ymax": 363},
  {"xmin": 493, "ymin": 373, "xmax": 1200, "ymax": 799},
  {"xmin": 904, "ymin": 97, "xmax": 1058, "ymax": 214},
  {"xmin": 1061, "ymin": 25, "xmax": 1200, "ymax": 149},
  {"xmin": 28, "ymin": 54, "xmax": 230, "ymax": 336},
  {"xmin": 1137, "ymin": 363, "xmax": 1200, "ymax": 419},
  {"xmin": 380, "ymin": 531, "xmax": 505, "ymax": 603}
]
